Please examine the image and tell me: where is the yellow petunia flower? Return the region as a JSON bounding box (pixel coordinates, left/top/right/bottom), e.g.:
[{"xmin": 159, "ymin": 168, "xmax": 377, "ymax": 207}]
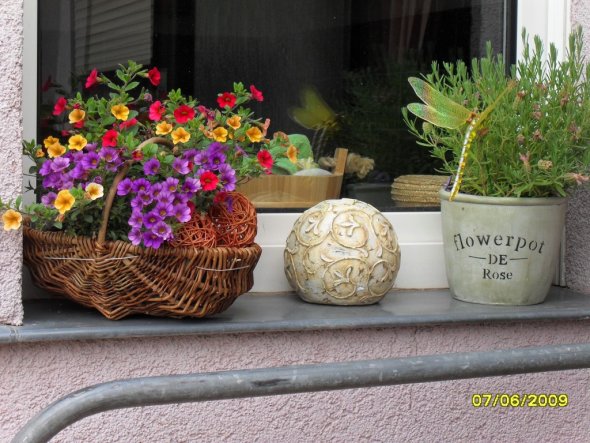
[
  {"xmin": 43, "ymin": 136, "xmax": 59, "ymax": 148},
  {"xmin": 47, "ymin": 143, "xmax": 66, "ymax": 158},
  {"xmin": 245, "ymin": 126, "xmax": 263, "ymax": 143},
  {"xmin": 156, "ymin": 121, "xmax": 173, "ymax": 135},
  {"xmin": 111, "ymin": 104, "xmax": 130, "ymax": 121},
  {"xmin": 54, "ymin": 189, "xmax": 75, "ymax": 214},
  {"xmin": 2, "ymin": 209, "xmax": 22, "ymax": 231},
  {"xmin": 226, "ymin": 115, "xmax": 241, "ymax": 130},
  {"xmin": 84, "ymin": 183, "xmax": 104, "ymax": 200},
  {"xmin": 68, "ymin": 134, "xmax": 87, "ymax": 151},
  {"xmin": 35, "ymin": 148, "xmax": 45, "ymax": 158},
  {"xmin": 171, "ymin": 127, "xmax": 190, "ymax": 145},
  {"xmin": 212, "ymin": 127, "xmax": 228, "ymax": 142},
  {"xmin": 68, "ymin": 109, "xmax": 86, "ymax": 124},
  {"xmin": 287, "ymin": 144, "xmax": 299, "ymax": 164}
]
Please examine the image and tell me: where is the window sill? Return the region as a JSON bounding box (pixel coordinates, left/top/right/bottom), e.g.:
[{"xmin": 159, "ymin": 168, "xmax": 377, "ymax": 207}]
[{"xmin": 2, "ymin": 287, "xmax": 589, "ymax": 344}]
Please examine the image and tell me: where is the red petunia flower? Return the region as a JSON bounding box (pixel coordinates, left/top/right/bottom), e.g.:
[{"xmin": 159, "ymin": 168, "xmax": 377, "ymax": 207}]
[
  {"xmin": 102, "ymin": 129, "xmax": 119, "ymax": 147},
  {"xmin": 52, "ymin": 97, "xmax": 67, "ymax": 116},
  {"xmin": 132, "ymin": 150, "xmax": 144, "ymax": 161},
  {"xmin": 174, "ymin": 104, "xmax": 196, "ymax": 124},
  {"xmin": 148, "ymin": 101, "xmax": 165, "ymax": 121},
  {"xmin": 73, "ymin": 120, "xmax": 85, "ymax": 129},
  {"xmin": 85, "ymin": 69, "xmax": 99, "ymax": 89},
  {"xmin": 257, "ymin": 149, "xmax": 273, "ymax": 169},
  {"xmin": 147, "ymin": 67, "xmax": 161, "ymax": 86},
  {"xmin": 200, "ymin": 171, "xmax": 219, "ymax": 191},
  {"xmin": 119, "ymin": 118, "xmax": 138, "ymax": 130},
  {"xmin": 217, "ymin": 92, "xmax": 236, "ymax": 109},
  {"xmin": 250, "ymin": 85, "xmax": 264, "ymax": 102}
]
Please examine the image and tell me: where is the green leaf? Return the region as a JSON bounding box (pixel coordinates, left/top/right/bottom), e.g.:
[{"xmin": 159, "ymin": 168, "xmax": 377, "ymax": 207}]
[
  {"xmin": 124, "ymin": 81, "xmax": 140, "ymax": 92},
  {"xmin": 142, "ymin": 143, "xmax": 158, "ymax": 157}
]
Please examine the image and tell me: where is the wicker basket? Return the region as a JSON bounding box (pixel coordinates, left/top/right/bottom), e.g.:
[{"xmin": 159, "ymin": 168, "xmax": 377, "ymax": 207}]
[{"xmin": 23, "ymin": 137, "xmax": 262, "ymax": 320}]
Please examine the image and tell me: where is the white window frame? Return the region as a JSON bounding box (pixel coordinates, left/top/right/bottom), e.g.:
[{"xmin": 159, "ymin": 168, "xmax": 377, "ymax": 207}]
[{"xmin": 22, "ymin": 1, "xmax": 571, "ymax": 292}]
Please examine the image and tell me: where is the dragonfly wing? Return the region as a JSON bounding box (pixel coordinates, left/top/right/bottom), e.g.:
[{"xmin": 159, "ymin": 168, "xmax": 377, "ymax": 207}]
[
  {"xmin": 408, "ymin": 77, "xmax": 471, "ymax": 127},
  {"xmin": 407, "ymin": 103, "xmax": 466, "ymax": 129}
]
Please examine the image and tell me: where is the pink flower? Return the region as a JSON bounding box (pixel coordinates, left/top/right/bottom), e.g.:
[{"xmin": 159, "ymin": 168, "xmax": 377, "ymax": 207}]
[
  {"xmin": 257, "ymin": 149, "xmax": 273, "ymax": 169},
  {"xmin": 217, "ymin": 92, "xmax": 236, "ymax": 109},
  {"xmin": 200, "ymin": 171, "xmax": 219, "ymax": 191},
  {"xmin": 147, "ymin": 67, "xmax": 161, "ymax": 86},
  {"xmin": 85, "ymin": 69, "xmax": 99, "ymax": 89},
  {"xmin": 174, "ymin": 104, "xmax": 196, "ymax": 124},
  {"xmin": 119, "ymin": 118, "xmax": 138, "ymax": 130},
  {"xmin": 149, "ymin": 101, "xmax": 165, "ymax": 121},
  {"xmin": 102, "ymin": 129, "xmax": 119, "ymax": 147},
  {"xmin": 250, "ymin": 85, "xmax": 264, "ymax": 102},
  {"xmin": 52, "ymin": 97, "xmax": 67, "ymax": 116}
]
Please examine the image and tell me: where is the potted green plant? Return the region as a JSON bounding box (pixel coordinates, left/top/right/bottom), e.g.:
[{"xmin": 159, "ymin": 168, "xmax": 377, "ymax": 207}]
[
  {"xmin": 0, "ymin": 61, "xmax": 280, "ymax": 319},
  {"xmin": 402, "ymin": 29, "xmax": 590, "ymax": 305}
]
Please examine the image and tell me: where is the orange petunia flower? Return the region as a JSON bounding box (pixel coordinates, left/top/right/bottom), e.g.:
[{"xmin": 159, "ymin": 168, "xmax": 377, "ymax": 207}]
[
  {"xmin": 156, "ymin": 121, "xmax": 173, "ymax": 135},
  {"xmin": 47, "ymin": 143, "xmax": 66, "ymax": 158},
  {"xmin": 226, "ymin": 115, "xmax": 241, "ymax": 130},
  {"xmin": 43, "ymin": 136, "xmax": 59, "ymax": 148},
  {"xmin": 68, "ymin": 134, "xmax": 87, "ymax": 151},
  {"xmin": 2, "ymin": 209, "xmax": 22, "ymax": 231},
  {"xmin": 68, "ymin": 109, "xmax": 86, "ymax": 124},
  {"xmin": 171, "ymin": 127, "xmax": 190, "ymax": 145},
  {"xmin": 212, "ymin": 127, "xmax": 228, "ymax": 142},
  {"xmin": 246, "ymin": 126, "xmax": 263, "ymax": 143},
  {"xmin": 84, "ymin": 183, "xmax": 104, "ymax": 200},
  {"xmin": 54, "ymin": 189, "xmax": 75, "ymax": 214},
  {"xmin": 287, "ymin": 144, "xmax": 299, "ymax": 163},
  {"xmin": 111, "ymin": 104, "xmax": 130, "ymax": 121}
]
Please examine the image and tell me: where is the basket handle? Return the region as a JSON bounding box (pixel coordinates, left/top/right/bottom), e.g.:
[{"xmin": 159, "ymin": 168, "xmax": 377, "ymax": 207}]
[{"xmin": 97, "ymin": 136, "xmax": 174, "ymax": 245}]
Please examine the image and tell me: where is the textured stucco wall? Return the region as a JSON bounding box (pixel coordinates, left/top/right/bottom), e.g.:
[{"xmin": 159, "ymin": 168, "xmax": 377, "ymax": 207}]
[
  {"xmin": 2, "ymin": 323, "xmax": 589, "ymax": 442},
  {"xmin": 566, "ymin": 0, "xmax": 590, "ymax": 294},
  {"xmin": 0, "ymin": 0, "xmax": 24, "ymax": 325}
]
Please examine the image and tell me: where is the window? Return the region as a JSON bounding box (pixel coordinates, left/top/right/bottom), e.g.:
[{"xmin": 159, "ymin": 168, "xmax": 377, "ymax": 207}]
[{"xmin": 24, "ymin": 0, "xmax": 569, "ymax": 291}]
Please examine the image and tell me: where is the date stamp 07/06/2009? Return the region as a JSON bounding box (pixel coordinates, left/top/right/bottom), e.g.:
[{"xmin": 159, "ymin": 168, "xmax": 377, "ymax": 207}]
[{"xmin": 471, "ymin": 393, "xmax": 569, "ymax": 408}]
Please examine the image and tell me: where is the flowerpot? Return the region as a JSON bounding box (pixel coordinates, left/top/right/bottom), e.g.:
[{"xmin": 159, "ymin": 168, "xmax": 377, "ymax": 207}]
[
  {"xmin": 237, "ymin": 148, "xmax": 347, "ymax": 209},
  {"xmin": 439, "ymin": 189, "xmax": 566, "ymax": 305}
]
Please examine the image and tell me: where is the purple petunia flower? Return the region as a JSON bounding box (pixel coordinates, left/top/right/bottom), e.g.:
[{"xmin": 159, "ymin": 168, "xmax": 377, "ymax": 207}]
[
  {"xmin": 100, "ymin": 147, "xmax": 120, "ymax": 163},
  {"xmin": 117, "ymin": 178, "xmax": 133, "ymax": 196},
  {"xmin": 41, "ymin": 192, "xmax": 57, "ymax": 207},
  {"xmin": 81, "ymin": 152, "xmax": 101, "ymax": 170},
  {"xmin": 136, "ymin": 190, "xmax": 154, "ymax": 207},
  {"xmin": 174, "ymin": 203, "xmax": 191, "ymax": 223},
  {"xmin": 194, "ymin": 151, "xmax": 208, "ymax": 166},
  {"xmin": 150, "ymin": 183, "xmax": 163, "ymax": 199},
  {"xmin": 182, "ymin": 177, "xmax": 201, "ymax": 194},
  {"xmin": 50, "ymin": 157, "xmax": 70, "ymax": 172},
  {"xmin": 164, "ymin": 177, "xmax": 179, "ymax": 193},
  {"xmin": 143, "ymin": 210, "xmax": 163, "ymax": 229},
  {"xmin": 143, "ymin": 231, "xmax": 164, "ymax": 249},
  {"xmin": 207, "ymin": 142, "xmax": 227, "ymax": 154},
  {"xmin": 182, "ymin": 149, "xmax": 198, "ymax": 163},
  {"xmin": 70, "ymin": 163, "xmax": 88, "ymax": 180},
  {"xmin": 154, "ymin": 202, "xmax": 174, "ymax": 218},
  {"xmin": 132, "ymin": 178, "xmax": 151, "ymax": 193},
  {"xmin": 207, "ymin": 151, "xmax": 226, "ymax": 170},
  {"xmin": 128, "ymin": 228, "xmax": 143, "ymax": 246},
  {"xmin": 85, "ymin": 142, "xmax": 98, "ymax": 152},
  {"xmin": 152, "ymin": 221, "xmax": 173, "ymax": 240},
  {"xmin": 171, "ymin": 192, "xmax": 188, "ymax": 207},
  {"xmin": 130, "ymin": 196, "xmax": 144, "ymax": 210},
  {"xmin": 39, "ymin": 161, "xmax": 53, "ymax": 177},
  {"xmin": 172, "ymin": 158, "xmax": 190, "ymax": 175},
  {"xmin": 143, "ymin": 158, "xmax": 160, "ymax": 176},
  {"xmin": 128, "ymin": 210, "xmax": 144, "ymax": 229},
  {"xmin": 156, "ymin": 190, "xmax": 174, "ymax": 206}
]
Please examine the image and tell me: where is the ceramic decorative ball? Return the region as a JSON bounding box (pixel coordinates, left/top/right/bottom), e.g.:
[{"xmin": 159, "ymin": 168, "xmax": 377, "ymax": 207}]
[{"xmin": 284, "ymin": 198, "xmax": 401, "ymax": 305}]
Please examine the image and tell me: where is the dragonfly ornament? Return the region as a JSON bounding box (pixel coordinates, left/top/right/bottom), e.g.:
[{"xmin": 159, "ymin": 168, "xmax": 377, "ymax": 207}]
[{"xmin": 407, "ymin": 77, "xmax": 514, "ymax": 200}]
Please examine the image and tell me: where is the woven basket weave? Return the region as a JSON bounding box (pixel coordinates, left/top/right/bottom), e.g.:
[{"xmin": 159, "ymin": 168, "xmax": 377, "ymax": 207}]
[{"xmin": 23, "ymin": 137, "xmax": 262, "ymax": 320}]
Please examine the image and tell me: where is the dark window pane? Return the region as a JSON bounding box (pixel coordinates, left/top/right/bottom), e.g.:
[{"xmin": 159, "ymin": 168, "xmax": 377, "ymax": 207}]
[{"xmin": 39, "ymin": 0, "xmax": 516, "ymax": 211}]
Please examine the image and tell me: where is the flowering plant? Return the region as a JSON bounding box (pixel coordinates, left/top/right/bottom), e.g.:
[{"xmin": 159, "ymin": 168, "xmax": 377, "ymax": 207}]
[
  {"xmin": 403, "ymin": 29, "xmax": 590, "ymax": 198},
  {"xmin": 2, "ymin": 61, "xmax": 279, "ymax": 248}
]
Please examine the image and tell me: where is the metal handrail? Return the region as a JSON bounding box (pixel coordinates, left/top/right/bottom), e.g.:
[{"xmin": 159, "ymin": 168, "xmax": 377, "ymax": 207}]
[{"xmin": 13, "ymin": 342, "xmax": 590, "ymax": 443}]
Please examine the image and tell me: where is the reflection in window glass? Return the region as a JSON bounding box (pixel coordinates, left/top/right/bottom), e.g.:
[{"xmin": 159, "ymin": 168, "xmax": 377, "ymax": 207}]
[{"xmin": 39, "ymin": 0, "xmax": 516, "ymax": 210}]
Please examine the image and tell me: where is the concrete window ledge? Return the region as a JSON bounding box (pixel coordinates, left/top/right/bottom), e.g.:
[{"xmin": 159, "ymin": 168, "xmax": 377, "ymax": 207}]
[{"xmin": 1, "ymin": 287, "xmax": 590, "ymax": 343}]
